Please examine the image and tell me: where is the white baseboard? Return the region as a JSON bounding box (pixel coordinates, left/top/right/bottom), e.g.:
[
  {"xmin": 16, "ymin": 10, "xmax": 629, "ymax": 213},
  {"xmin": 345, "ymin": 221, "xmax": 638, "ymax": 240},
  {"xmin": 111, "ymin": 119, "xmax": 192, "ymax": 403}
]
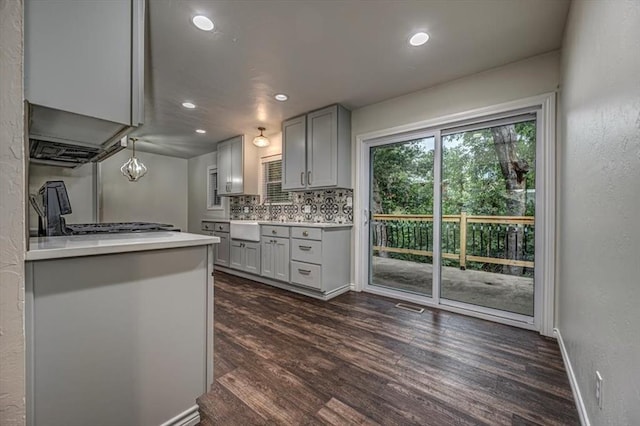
[
  {"xmin": 555, "ymin": 328, "xmax": 590, "ymax": 426},
  {"xmin": 160, "ymin": 404, "xmax": 200, "ymax": 426}
]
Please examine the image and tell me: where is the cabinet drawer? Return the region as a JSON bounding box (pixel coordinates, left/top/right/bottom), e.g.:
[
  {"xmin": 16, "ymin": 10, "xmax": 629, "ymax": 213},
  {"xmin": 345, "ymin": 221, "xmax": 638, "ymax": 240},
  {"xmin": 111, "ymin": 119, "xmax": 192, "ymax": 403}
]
[
  {"xmin": 290, "ymin": 261, "xmax": 322, "ymax": 290},
  {"xmin": 262, "ymin": 225, "xmax": 290, "ymax": 238},
  {"xmin": 290, "ymin": 227, "xmax": 322, "ymax": 240},
  {"xmin": 291, "ymin": 239, "xmax": 322, "ymax": 264},
  {"xmin": 202, "ymin": 221, "xmax": 229, "ymax": 233}
]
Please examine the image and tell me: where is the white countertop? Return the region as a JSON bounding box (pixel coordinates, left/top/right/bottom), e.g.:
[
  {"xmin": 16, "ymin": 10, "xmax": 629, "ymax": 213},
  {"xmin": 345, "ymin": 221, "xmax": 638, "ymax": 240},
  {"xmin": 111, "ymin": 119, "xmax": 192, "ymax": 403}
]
[
  {"xmin": 26, "ymin": 232, "xmax": 219, "ymax": 261},
  {"xmin": 202, "ymin": 219, "xmax": 352, "ymax": 229}
]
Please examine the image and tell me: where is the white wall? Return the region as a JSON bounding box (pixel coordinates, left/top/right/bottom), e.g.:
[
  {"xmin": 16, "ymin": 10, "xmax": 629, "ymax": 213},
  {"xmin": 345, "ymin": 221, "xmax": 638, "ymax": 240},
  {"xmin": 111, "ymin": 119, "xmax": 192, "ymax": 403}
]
[
  {"xmin": 100, "ymin": 149, "xmax": 188, "ymax": 231},
  {"xmin": 351, "ymin": 50, "xmax": 560, "ymax": 137},
  {"xmin": 28, "ymin": 163, "xmax": 95, "ymax": 229},
  {"xmin": 557, "ymin": 1, "xmax": 640, "ymax": 425},
  {"xmin": 0, "ymin": 0, "xmax": 26, "ymax": 424}
]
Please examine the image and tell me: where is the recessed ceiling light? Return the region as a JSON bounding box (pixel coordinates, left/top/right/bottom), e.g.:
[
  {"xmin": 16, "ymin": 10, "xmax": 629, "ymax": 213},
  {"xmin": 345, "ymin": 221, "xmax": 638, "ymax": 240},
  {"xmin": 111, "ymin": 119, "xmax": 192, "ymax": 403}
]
[
  {"xmin": 409, "ymin": 32, "xmax": 430, "ymax": 47},
  {"xmin": 274, "ymin": 93, "xmax": 288, "ymax": 102},
  {"xmin": 196, "ymin": 129, "xmax": 206, "ymax": 134},
  {"xmin": 182, "ymin": 102, "xmax": 196, "ymax": 109},
  {"xmin": 192, "ymin": 15, "xmax": 214, "ymax": 31}
]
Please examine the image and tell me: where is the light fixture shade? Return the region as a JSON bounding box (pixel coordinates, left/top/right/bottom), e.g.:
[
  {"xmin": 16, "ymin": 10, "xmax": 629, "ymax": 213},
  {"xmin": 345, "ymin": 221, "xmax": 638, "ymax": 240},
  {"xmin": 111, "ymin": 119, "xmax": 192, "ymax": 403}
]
[
  {"xmin": 253, "ymin": 127, "xmax": 270, "ymax": 147},
  {"xmin": 121, "ymin": 157, "xmax": 148, "ymax": 182},
  {"xmin": 121, "ymin": 138, "xmax": 148, "ymax": 182}
]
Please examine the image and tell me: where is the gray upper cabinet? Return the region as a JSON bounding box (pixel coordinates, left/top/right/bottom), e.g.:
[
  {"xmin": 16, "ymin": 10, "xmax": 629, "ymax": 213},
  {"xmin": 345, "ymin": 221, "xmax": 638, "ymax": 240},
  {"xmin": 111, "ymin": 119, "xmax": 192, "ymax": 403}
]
[
  {"xmin": 25, "ymin": 0, "xmax": 144, "ymax": 149},
  {"xmin": 282, "ymin": 105, "xmax": 351, "ymax": 191},
  {"xmin": 282, "ymin": 115, "xmax": 307, "ymax": 190},
  {"xmin": 217, "ymin": 135, "xmax": 259, "ymax": 196}
]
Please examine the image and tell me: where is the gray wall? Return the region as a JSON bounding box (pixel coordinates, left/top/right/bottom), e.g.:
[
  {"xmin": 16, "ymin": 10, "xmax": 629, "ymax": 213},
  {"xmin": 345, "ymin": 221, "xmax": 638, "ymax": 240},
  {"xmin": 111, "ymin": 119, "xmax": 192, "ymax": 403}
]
[
  {"xmin": 0, "ymin": 0, "xmax": 26, "ymax": 424},
  {"xmin": 100, "ymin": 149, "xmax": 189, "ymax": 231},
  {"xmin": 29, "ymin": 163, "xmax": 95, "ymax": 228},
  {"xmin": 557, "ymin": 1, "xmax": 640, "ymax": 424},
  {"xmin": 187, "ymin": 150, "xmax": 226, "ymax": 233}
]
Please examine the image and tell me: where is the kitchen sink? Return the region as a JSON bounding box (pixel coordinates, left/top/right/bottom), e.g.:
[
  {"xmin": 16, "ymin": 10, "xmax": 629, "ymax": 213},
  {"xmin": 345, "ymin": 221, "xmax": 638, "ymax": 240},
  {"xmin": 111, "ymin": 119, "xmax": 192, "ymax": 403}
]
[{"xmin": 230, "ymin": 221, "xmax": 260, "ymax": 241}]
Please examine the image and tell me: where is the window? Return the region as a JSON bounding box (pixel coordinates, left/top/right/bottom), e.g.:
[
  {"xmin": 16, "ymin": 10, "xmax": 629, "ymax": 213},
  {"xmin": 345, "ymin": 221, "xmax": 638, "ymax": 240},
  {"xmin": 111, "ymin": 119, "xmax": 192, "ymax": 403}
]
[
  {"xmin": 207, "ymin": 166, "xmax": 222, "ymax": 210},
  {"xmin": 261, "ymin": 155, "xmax": 291, "ymax": 204}
]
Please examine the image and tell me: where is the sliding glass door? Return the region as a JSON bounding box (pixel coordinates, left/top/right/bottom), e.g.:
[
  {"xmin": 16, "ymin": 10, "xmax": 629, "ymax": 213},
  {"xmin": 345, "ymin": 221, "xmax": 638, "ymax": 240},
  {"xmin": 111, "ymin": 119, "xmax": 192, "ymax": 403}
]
[
  {"xmin": 369, "ymin": 136, "xmax": 435, "ymax": 297},
  {"xmin": 440, "ymin": 117, "xmax": 536, "ymax": 318},
  {"xmin": 366, "ymin": 113, "xmax": 538, "ymax": 323}
]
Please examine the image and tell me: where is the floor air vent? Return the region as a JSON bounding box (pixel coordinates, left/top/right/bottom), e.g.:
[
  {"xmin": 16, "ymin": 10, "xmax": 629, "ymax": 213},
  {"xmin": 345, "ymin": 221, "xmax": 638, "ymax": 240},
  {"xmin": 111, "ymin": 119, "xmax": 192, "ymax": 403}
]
[{"xmin": 395, "ymin": 303, "xmax": 425, "ymax": 313}]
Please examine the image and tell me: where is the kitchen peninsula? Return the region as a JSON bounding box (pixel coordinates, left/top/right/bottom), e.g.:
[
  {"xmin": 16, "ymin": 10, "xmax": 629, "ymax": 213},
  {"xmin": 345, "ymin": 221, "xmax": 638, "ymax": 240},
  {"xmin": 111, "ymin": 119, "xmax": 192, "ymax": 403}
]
[{"xmin": 25, "ymin": 232, "xmax": 218, "ymax": 426}]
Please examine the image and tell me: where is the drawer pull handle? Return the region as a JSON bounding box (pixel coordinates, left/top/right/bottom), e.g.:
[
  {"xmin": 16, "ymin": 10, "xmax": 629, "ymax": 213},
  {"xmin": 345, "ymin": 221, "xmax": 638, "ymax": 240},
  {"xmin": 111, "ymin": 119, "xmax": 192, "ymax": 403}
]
[
  {"xmin": 298, "ymin": 269, "xmax": 311, "ymax": 275},
  {"xmin": 302, "ymin": 231, "xmax": 309, "ymax": 237},
  {"xmin": 299, "ymin": 246, "xmax": 312, "ymax": 251}
]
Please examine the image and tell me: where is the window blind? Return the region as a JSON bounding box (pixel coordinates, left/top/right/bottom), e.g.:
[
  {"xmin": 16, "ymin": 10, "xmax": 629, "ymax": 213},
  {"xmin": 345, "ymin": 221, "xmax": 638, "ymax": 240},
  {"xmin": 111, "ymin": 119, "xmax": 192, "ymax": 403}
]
[
  {"xmin": 262, "ymin": 159, "xmax": 291, "ymax": 203},
  {"xmin": 207, "ymin": 168, "xmax": 221, "ymax": 208}
]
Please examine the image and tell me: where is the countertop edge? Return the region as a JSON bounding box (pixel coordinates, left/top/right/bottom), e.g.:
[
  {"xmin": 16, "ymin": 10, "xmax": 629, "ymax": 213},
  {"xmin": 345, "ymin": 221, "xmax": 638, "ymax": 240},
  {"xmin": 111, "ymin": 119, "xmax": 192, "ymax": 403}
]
[
  {"xmin": 26, "ymin": 235, "xmax": 220, "ymax": 261},
  {"xmin": 202, "ymin": 219, "xmax": 353, "ymax": 228}
]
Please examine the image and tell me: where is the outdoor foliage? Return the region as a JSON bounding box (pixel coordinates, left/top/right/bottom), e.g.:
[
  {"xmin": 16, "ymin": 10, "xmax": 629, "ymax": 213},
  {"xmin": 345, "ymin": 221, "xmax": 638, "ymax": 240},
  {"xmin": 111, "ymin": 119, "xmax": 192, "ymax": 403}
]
[{"xmin": 371, "ymin": 121, "xmax": 536, "ymax": 275}]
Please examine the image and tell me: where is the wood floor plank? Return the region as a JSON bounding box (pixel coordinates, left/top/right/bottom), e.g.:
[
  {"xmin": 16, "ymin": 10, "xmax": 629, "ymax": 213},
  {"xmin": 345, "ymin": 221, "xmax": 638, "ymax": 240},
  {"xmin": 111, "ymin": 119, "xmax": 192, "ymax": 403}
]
[{"xmin": 199, "ymin": 273, "xmax": 579, "ymax": 426}]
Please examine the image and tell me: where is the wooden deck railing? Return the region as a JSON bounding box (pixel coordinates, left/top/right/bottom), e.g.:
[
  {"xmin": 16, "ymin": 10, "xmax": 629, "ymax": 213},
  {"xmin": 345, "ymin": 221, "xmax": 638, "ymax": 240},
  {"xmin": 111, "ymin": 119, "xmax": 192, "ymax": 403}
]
[{"xmin": 371, "ymin": 213, "xmax": 535, "ymax": 269}]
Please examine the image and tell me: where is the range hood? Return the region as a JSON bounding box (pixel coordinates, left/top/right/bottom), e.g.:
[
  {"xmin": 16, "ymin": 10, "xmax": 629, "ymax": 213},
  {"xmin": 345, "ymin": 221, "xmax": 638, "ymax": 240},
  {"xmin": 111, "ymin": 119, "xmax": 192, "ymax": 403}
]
[{"xmin": 28, "ymin": 103, "xmax": 132, "ymax": 168}]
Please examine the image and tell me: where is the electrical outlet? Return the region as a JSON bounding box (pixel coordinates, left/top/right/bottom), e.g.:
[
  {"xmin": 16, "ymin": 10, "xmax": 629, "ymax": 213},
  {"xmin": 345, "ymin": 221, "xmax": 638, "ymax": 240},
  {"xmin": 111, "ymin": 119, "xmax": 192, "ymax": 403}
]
[
  {"xmin": 243, "ymin": 206, "xmax": 249, "ymax": 213},
  {"xmin": 596, "ymin": 371, "xmax": 603, "ymax": 409},
  {"xmin": 303, "ymin": 205, "xmax": 311, "ymax": 214},
  {"xmin": 346, "ymin": 196, "xmax": 353, "ymax": 207}
]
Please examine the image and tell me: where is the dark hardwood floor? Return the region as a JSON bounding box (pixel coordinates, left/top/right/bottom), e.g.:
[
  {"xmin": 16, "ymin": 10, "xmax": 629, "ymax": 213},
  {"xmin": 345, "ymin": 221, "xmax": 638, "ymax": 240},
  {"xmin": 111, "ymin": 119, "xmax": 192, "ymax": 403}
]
[{"xmin": 198, "ymin": 272, "xmax": 579, "ymax": 426}]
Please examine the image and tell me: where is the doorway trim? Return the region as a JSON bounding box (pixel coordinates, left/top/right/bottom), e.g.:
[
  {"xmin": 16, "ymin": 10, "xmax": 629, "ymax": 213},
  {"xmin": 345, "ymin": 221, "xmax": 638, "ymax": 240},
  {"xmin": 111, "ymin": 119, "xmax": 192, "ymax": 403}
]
[{"xmin": 354, "ymin": 92, "xmax": 556, "ymax": 336}]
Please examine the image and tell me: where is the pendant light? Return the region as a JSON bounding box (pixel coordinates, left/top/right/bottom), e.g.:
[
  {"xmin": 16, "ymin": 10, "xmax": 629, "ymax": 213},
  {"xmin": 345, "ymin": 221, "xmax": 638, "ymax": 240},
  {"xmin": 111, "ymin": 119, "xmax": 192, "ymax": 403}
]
[
  {"xmin": 252, "ymin": 127, "xmax": 270, "ymax": 148},
  {"xmin": 120, "ymin": 137, "xmax": 148, "ymax": 182}
]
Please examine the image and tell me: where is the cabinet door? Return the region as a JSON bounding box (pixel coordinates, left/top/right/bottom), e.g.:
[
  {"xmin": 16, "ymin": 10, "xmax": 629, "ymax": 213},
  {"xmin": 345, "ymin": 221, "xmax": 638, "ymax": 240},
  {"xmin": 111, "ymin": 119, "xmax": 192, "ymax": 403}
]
[
  {"xmin": 260, "ymin": 240, "xmax": 274, "ymax": 278},
  {"xmin": 282, "ymin": 115, "xmax": 307, "ymax": 190},
  {"xmin": 229, "ymin": 240, "xmax": 243, "ymax": 270},
  {"xmin": 273, "ymin": 238, "xmax": 290, "ymax": 282},
  {"xmin": 213, "ymin": 232, "xmax": 230, "ymax": 267},
  {"xmin": 229, "ymin": 136, "xmax": 244, "ymax": 194},
  {"xmin": 307, "ymin": 105, "xmax": 338, "ymax": 188},
  {"xmin": 217, "ymin": 141, "xmax": 231, "ymax": 195},
  {"xmin": 25, "ymin": 0, "xmax": 136, "ymax": 125},
  {"xmin": 244, "ymin": 242, "xmax": 261, "ymax": 274}
]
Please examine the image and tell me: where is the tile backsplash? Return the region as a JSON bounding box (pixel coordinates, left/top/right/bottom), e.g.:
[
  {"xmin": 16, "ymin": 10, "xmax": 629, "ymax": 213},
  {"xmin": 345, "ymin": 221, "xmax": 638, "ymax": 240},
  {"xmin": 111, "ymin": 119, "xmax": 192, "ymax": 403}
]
[{"xmin": 230, "ymin": 189, "xmax": 353, "ymax": 224}]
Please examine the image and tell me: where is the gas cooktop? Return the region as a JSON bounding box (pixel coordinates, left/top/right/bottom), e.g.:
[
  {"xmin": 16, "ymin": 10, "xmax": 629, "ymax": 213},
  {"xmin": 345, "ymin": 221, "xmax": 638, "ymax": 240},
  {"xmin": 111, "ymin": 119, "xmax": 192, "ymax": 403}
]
[{"xmin": 67, "ymin": 222, "xmax": 179, "ymax": 235}]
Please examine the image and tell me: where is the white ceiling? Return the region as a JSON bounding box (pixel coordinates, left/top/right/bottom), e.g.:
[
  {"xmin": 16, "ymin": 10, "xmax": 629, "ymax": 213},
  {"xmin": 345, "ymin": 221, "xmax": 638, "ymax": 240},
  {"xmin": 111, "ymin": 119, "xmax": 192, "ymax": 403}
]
[{"xmin": 132, "ymin": 0, "xmax": 570, "ymax": 158}]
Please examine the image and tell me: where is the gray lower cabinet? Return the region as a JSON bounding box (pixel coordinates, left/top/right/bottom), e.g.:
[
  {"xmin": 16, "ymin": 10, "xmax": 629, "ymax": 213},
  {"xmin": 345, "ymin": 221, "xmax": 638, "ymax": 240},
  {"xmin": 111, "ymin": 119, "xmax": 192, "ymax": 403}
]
[
  {"xmin": 261, "ymin": 237, "xmax": 290, "ymax": 282},
  {"xmin": 202, "ymin": 221, "xmax": 230, "ymax": 268},
  {"xmin": 223, "ymin": 225, "xmax": 351, "ymax": 298},
  {"xmin": 289, "ymin": 227, "xmax": 351, "ymax": 293},
  {"xmin": 213, "ymin": 231, "xmax": 230, "ymax": 267},
  {"xmin": 230, "ymin": 240, "xmax": 261, "ymax": 273}
]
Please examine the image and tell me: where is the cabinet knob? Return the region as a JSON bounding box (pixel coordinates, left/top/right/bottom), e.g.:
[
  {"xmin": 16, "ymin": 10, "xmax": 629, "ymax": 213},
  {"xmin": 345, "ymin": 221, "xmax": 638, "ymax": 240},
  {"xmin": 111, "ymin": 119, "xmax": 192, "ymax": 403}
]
[
  {"xmin": 302, "ymin": 231, "xmax": 309, "ymax": 237},
  {"xmin": 219, "ymin": 226, "xmax": 223, "ymax": 230},
  {"xmin": 272, "ymin": 229, "xmax": 277, "ymax": 234}
]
